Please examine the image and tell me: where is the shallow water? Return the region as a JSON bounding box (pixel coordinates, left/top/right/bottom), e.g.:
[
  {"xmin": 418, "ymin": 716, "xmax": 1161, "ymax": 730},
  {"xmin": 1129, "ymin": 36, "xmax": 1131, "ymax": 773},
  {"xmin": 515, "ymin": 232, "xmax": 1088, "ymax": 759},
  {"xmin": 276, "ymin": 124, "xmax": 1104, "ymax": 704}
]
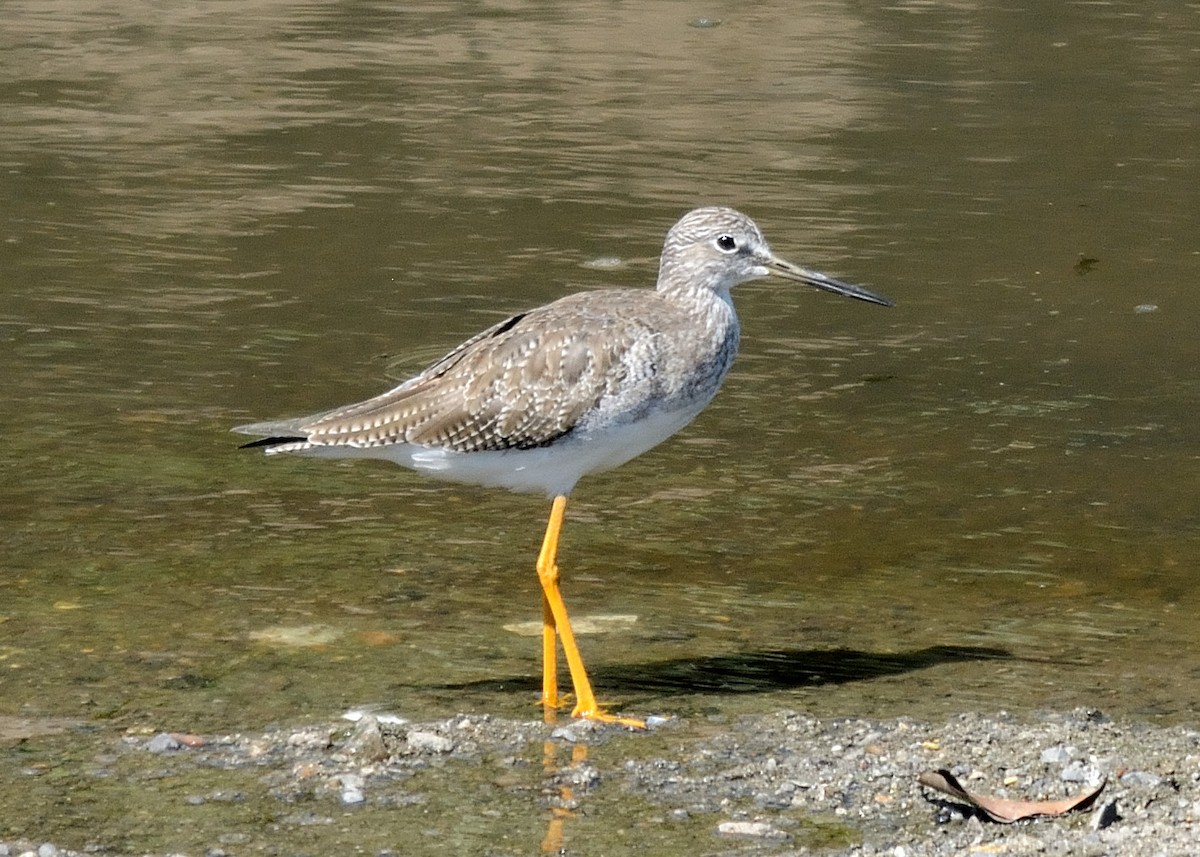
[{"xmin": 1, "ymin": 0, "xmax": 1198, "ymax": 848}]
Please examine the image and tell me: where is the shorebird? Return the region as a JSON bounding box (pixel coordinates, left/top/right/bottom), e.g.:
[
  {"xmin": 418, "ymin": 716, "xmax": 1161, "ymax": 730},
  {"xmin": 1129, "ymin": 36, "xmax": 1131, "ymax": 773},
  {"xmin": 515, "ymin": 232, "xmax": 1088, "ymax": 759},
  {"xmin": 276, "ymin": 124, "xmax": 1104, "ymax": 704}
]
[{"xmin": 234, "ymin": 206, "xmax": 892, "ymax": 727}]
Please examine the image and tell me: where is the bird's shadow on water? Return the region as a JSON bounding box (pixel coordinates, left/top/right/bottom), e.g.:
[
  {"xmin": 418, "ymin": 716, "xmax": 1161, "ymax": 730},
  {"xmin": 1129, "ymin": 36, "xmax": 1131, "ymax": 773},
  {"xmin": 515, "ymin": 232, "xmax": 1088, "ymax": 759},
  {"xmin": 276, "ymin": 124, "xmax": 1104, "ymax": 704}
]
[{"xmin": 418, "ymin": 644, "xmax": 1011, "ymax": 701}]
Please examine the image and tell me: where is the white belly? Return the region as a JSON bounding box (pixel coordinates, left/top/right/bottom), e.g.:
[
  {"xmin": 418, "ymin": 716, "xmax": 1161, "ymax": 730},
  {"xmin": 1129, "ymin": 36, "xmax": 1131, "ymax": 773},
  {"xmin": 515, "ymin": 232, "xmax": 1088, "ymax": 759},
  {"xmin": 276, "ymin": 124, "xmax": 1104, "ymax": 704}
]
[{"xmin": 292, "ymin": 398, "xmax": 711, "ymax": 497}]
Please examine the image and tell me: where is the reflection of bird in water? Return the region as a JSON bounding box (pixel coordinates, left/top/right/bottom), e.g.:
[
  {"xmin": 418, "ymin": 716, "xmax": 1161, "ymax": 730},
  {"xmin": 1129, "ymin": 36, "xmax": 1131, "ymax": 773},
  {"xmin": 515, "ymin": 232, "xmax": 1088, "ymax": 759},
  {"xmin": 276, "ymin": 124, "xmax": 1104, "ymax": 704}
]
[{"xmin": 235, "ymin": 206, "xmax": 893, "ymax": 727}]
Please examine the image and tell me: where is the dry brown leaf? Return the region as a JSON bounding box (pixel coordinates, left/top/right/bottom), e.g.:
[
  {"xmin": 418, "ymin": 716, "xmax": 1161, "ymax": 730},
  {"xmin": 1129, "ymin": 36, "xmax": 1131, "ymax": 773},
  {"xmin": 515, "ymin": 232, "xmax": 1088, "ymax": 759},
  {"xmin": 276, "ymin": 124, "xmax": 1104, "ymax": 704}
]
[
  {"xmin": 918, "ymin": 768, "xmax": 1106, "ymax": 823},
  {"xmin": 168, "ymin": 732, "xmax": 207, "ymax": 748}
]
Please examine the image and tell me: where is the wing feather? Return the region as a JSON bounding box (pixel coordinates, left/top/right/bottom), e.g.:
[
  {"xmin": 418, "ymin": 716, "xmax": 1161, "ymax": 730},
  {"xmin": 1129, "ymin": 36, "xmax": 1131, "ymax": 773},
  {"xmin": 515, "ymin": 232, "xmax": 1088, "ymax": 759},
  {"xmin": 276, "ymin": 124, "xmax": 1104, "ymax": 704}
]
[{"xmin": 289, "ymin": 291, "xmax": 656, "ymax": 453}]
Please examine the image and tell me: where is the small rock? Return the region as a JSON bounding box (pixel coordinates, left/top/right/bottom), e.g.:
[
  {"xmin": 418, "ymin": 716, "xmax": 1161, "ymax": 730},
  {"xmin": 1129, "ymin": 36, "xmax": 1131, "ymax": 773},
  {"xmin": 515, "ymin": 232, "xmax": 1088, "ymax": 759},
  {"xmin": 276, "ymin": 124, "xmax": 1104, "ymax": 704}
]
[
  {"xmin": 560, "ymin": 762, "xmax": 600, "ymax": 790},
  {"xmin": 37, "ymin": 845, "xmax": 59, "ymax": 857},
  {"xmin": 287, "ymin": 727, "xmax": 333, "ymax": 751},
  {"xmin": 1118, "ymin": 769, "xmax": 1162, "ymax": 788},
  {"xmin": 147, "ymin": 733, "xmax": 182, "ymax": 754},
  {"xmin": 1040, "ymin": 744, "xmax": 1074, "ymax": 765},
  {"xmin": 1061, "ymin": 760, "xmax": 1101, "ymax": 784},
  {"xmin": 339, "ymin": 773, "xmax": 366, "ymax": 805},
  {"xmin": 717, "ymin": 821, "xmax": 776, "ymax": 837},
  {"xmin": 344, "ymin": 715, "xmax": 388, "ymax": 762},
  {"xmin": 207, "ymin": 790, "xmax": 245, "ymax": 803},
  {"xmin": 549, "ymin": 720, "xmax": 600, "ymax": 743},
  {"xmin": 406, "ymin": 730, "xmax": 453, "ymax": 754}
]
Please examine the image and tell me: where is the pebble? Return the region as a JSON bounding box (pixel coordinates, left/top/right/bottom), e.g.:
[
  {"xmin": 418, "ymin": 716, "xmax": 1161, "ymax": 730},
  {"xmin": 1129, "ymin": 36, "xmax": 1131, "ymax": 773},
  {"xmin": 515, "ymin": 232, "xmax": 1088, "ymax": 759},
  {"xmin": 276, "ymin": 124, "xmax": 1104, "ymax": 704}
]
[
  {"xmin": 717, "ymin": 820, "xmax": 776, "ymax": 837},
  {"xmin": 1060, "ymin": 760, "xmax": 1102, "ymax": 784},
  {"xmin": 339, "ymin": 773, "xmax": 366, "ymax": 805},
  {"xmin": 1040, "ymin": 744, "xmax": 1074, "ymax": 765},
  {"xmin": 146, "ymin": 733, "xmax": 182, "ymax": 754},
  {"xmin": 1119, "ymin": 770, "xmax": 1162, "ymax": 788},
  {"xmin": 286, "ymin": 728, "xmax": 333, "ymax": 751},
  {"xmin": 549, "ymin": 720, "xmax": 602, "ymax": 743},
  {"xmin": 405, "ymin": 730, "xmax": 453, "ymax": 754},
  {"xmin": 343, "ymin": 715, "xmax": 389, "ymax": 762}
]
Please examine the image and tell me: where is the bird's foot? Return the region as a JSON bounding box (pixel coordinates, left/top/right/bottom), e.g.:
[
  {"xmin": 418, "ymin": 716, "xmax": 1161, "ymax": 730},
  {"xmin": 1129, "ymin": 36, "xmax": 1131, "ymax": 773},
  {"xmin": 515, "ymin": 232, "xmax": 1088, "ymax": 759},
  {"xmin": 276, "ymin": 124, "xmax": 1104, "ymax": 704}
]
[{"xmin": 570, "ymin": 702, "xmax": 645, "ymax": 730}]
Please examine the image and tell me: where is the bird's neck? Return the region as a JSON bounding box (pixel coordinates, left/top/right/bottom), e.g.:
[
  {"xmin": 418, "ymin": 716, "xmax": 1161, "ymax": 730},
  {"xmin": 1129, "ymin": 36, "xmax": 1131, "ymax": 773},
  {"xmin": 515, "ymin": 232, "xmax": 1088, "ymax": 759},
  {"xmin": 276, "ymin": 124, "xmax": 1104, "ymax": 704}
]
[
  {"xmin": 659, "ymin": 283, "xmax": 741, "ymax": 370},
  {"xmin": 658, "ymin": 278, "xmax": 738, "ymax": 322}
]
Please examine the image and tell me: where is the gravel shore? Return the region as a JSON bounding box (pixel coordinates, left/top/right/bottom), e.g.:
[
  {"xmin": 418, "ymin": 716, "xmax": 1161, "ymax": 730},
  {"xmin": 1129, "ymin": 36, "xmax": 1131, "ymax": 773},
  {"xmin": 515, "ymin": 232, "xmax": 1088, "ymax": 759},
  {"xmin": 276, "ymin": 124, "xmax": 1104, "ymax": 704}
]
[{"xmin": 3, "ymin": 707, "xmax": 1197, "ymax": 856}]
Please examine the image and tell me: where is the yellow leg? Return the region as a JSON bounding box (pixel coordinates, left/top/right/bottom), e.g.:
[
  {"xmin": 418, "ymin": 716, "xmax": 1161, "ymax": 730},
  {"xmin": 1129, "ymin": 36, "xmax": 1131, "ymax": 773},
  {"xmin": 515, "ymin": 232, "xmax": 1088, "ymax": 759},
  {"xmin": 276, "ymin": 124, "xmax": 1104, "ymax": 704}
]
[
  {"xmin": 535, "ymin": 495, "xmax": 643, "ymax": 728},
  {"xmin": 541, "ymin": 589, "xmax": 559, "ymax": 718}
]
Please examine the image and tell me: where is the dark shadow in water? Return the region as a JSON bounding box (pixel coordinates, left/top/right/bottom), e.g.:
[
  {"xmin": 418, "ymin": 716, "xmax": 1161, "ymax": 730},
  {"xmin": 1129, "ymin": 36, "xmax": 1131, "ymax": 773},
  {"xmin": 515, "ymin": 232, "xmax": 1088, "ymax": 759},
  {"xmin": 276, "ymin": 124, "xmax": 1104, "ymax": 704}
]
[{"xmin": 413, "ymin": 645, "xmax": 1011, "ymax": 698}]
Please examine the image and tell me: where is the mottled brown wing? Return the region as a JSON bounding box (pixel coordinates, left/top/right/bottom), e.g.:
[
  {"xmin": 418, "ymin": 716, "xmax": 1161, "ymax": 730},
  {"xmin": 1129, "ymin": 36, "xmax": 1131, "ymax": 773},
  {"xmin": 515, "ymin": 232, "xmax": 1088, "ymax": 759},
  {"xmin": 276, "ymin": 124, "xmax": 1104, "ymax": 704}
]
[{"xmin": 297, "ymin": 293, "xmax": 647, "ymax": 452}]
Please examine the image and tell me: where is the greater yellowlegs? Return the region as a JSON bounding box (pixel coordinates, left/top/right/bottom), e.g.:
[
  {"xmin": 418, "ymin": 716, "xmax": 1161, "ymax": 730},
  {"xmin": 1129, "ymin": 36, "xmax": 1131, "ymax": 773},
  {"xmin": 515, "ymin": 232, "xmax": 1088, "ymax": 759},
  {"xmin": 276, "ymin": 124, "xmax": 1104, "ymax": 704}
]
[{"xmin": 234, "ymin": 206, "xmax": 892, "ymax": 727}]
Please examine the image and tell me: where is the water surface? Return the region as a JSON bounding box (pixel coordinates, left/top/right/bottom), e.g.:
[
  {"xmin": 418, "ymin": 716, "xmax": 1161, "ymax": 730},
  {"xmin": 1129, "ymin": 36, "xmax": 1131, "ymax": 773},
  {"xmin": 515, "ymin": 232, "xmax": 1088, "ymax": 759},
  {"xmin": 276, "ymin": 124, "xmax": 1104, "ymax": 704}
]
[{"xmin": 1, "ymin": 1, "xmax": 1198, "ymax": 844}]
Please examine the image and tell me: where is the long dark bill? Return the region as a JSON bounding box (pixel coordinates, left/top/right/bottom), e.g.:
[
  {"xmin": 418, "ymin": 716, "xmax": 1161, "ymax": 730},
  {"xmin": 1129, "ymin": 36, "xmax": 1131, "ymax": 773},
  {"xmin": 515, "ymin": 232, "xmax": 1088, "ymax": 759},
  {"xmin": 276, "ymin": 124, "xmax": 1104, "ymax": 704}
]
[{"xmin": 767, "ymin": 256, "xmax": 894, "ymax": 307}]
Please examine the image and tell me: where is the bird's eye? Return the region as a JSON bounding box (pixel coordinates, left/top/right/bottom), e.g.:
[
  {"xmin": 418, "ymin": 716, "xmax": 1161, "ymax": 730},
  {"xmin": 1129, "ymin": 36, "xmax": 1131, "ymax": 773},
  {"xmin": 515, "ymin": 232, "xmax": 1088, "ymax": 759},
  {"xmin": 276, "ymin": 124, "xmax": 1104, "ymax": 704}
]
[{"xmin": 715, "ymin": 234, "xmax": 737, "ymax": 253}]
